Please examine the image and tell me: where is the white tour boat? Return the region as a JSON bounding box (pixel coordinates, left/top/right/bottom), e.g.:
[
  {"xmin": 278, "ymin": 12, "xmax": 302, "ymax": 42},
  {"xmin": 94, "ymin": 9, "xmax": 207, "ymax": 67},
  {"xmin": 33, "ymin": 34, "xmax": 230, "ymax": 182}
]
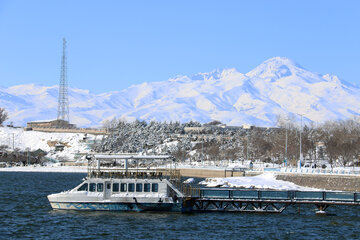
[{"xmin": 47, "ymin": 154, "xmax": 195, "ymax": 212}]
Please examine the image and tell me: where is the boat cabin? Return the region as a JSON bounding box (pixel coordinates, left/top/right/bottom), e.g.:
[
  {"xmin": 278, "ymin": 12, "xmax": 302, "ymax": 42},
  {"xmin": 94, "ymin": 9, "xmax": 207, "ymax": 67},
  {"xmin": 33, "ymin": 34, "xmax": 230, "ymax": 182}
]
[{"xmin": 74, "ymin": 178, "xmax": 169, "ymax": 199}]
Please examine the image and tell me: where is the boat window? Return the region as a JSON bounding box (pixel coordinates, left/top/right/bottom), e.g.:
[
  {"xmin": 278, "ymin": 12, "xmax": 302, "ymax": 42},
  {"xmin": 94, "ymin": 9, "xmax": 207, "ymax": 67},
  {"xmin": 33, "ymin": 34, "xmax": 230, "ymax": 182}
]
[
  {"xmin": 128, "ymin": 183, "xmax": 135, "ymax": 192},
  {"xmin": 77, "ymin": 183, "xmax": 88, "ymax": 191},
  {"xmin": 113, "ymin": 183, "xmax": 119, "ymax": 192},
  {"xmin": 144, "ymin": 183, "xmax": 150, "ymax": 192},
  {"xmin": 152, "ymin": 183, "xmax": 158, "ymax": 192},
  {"xmin": 120, "ymin": 183, "xmax": 127, "ymax": 192},
  {"xmin": 107, "ymin": 183, "xmax": 111, "ymax": 190},
  {"xmin": 136, "ymin": 183, "xmax": 142, "ymax": 192},
  {"xmin": 89, "ymin": 183, "xmax": 96, "ymax": 192},
  {"xmin": 97, "ymin": 183, "xmax": 104, "ymax": 192}
]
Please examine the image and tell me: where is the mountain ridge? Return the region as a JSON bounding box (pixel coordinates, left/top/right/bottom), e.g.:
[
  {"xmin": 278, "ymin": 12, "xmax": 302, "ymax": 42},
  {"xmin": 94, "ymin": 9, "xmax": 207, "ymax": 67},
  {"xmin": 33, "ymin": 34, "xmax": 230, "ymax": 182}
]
[{"xmin": 1, "ymin": 57, "xmax": 359, "ymax": 127}]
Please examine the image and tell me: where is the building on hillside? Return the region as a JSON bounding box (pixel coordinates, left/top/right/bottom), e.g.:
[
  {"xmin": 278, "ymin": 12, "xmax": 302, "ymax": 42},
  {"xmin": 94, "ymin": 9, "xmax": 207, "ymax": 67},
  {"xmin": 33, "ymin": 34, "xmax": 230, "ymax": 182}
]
[
  {"xmin": 26, "ymin": 119, "xmax": 76, "ymax": 130},
  {"xmin": 55, "ymin": 143, "xmax": 65, "ymax": 152}
]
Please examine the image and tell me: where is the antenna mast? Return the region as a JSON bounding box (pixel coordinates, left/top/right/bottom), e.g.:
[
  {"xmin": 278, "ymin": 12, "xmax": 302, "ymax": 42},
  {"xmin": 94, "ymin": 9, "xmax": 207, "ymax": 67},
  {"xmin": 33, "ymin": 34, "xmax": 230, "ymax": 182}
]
[{"xmin": 57, "ymin": 38, "xmax": 69, "ymax": 122}]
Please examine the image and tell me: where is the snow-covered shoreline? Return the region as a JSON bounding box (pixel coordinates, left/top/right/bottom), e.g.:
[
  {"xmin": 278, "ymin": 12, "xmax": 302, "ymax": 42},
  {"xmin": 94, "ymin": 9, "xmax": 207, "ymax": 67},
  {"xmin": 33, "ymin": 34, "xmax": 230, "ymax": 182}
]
[
  {"xmin": 0, "ymin": 166, "xmax": 87, "ymax": 173},
  {"xmin": 0, "ymin": 166, "xmax": 319, "ymax": 191}
]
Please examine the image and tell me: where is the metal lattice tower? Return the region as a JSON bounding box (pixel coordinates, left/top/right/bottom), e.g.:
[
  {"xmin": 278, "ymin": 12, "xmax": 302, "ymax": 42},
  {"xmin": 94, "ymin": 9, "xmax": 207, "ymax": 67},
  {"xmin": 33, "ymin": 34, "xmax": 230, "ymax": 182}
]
[{"xmin": 57, "ymin": 38, "xmax": 69, "ymax": 122}]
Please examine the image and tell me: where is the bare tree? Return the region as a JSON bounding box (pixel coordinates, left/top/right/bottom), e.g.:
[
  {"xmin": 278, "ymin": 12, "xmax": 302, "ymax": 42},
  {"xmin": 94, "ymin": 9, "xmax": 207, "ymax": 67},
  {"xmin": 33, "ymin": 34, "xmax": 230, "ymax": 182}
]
[
  {"xmin": 250, "ymin": 128, "xmax": 273, "ymax": 161},
  {"xmin": 320, "ymin": 119, "xmax": 360, "ymax": 167},
  {"xmin": 208, "ymin": 143, "xmax": 220, "ymax": 162},
  {"xmin": 0, "ymin": 108, "xmax": 8, "ymax": 125},
  {"xmin": 301, "ymin": 125, "xmax": 317, "ymax": 161}
]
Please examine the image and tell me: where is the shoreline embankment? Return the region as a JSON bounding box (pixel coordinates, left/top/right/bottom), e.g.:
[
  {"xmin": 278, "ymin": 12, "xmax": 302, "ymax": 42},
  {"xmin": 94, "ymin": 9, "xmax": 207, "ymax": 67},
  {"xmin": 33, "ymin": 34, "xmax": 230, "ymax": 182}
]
[
  {"xmin": 275, "ymin": 174, "xmax": 360, "ymax": 192},
  {"xmin": 179, "ymin": 168, "xmax": 244, "ymax": 178}
]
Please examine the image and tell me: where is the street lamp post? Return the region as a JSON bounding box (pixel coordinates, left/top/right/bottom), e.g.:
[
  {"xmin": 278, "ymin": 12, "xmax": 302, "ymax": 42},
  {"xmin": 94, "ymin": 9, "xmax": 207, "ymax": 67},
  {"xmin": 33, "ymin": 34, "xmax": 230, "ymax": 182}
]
[
  {"xmin": 246, "ymin": 135, "xmax": 249, "ymax": 163},
  {"xmin": 285, "ymin": 120, "xmax": 288, "ymax": 168},
  {"xmin": 202, "ymin": 137, "xmax": 204, "ymax": 166},
  {"xmin": 299, "ymin": 114, "xmax": 304, "ymax": 168}
]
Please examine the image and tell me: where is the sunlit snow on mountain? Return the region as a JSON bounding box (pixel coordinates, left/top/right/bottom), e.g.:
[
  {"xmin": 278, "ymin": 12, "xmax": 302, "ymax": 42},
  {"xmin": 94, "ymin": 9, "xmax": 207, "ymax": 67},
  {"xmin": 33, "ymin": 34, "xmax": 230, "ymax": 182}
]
[{"xmin": 1, "ymin": 57, "xmax": 359, "ymax": 127}]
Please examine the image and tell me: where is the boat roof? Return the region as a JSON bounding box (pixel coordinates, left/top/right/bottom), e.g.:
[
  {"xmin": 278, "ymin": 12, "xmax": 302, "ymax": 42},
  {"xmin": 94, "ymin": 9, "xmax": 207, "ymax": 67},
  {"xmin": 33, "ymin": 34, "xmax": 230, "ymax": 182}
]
[{"xmin": 93, "ymin": 154, "xmax": 172, "ymax": 160}]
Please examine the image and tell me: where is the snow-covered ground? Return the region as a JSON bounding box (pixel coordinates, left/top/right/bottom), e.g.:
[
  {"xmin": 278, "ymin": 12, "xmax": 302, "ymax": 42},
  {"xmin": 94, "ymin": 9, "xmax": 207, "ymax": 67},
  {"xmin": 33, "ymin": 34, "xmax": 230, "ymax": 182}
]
[
  {"xmin": 0, "ymin": 165, "xmax": 87, "ymax": 173},
  {"xmin": 0, "ymin": 126, "xmax": 102, "ymax": 161},
  {"xmin": 199, "ymin": 172, "xmax": 320, "ymax": 191}
]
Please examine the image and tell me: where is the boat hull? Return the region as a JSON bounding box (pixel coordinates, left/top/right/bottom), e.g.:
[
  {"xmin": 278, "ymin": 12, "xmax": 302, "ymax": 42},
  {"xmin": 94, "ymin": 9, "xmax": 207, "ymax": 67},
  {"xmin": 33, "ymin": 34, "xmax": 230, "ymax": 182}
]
[{"xmin": 49, "ymin": 201, "xmax": 188, "ymax": 212}]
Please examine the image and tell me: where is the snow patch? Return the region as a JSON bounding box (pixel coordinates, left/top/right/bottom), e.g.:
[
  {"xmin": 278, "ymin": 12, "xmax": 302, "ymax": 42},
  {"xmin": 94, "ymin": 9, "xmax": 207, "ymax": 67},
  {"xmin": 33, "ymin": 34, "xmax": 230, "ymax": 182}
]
[{"xmin": 200, "ymin": 172, "xmax": 320, "ymax": 191}]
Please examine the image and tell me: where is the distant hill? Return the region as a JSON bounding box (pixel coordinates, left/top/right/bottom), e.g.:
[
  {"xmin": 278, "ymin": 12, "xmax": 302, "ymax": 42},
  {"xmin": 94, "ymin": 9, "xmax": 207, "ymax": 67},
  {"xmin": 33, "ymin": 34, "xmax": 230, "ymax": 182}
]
[{"xmin": 1, "ymin": 57, "xmax": 359, "ymax": 127}]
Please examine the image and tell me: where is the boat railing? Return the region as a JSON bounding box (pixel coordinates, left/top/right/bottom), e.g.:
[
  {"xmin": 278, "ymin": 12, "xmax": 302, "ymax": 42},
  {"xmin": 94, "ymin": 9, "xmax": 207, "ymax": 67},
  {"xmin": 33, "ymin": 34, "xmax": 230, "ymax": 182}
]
[
  {"xmin": 170, "ymin": 179, "xmax": 201, "ymax": 197},
  {"xmin": 87, "ymin": 167, "xmax": 181, "ymax": 180}
]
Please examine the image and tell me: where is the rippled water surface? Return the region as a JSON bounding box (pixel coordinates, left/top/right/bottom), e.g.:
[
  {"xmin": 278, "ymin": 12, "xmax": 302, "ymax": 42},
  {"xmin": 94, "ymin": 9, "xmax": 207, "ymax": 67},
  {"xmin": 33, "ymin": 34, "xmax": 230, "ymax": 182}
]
[{"xmin": 1, "ymin": 172, "xmax": 360, "ymax": 239}]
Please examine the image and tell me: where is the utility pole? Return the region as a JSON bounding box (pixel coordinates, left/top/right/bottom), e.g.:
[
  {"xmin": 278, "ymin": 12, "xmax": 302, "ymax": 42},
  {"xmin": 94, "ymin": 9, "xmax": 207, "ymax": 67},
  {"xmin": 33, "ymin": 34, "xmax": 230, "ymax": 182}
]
[
  {"xmin": 202, "ymin": 137, "xmax": 204, "ymax": 166},
  {"xmin": 299, "ymin": 114, "xmax": 304, "ymax": 168},
  {"xmin": 285, "ymin": 119, "xmax": 288, "ymax": 168},
  {"xmin": 246, "ymin": 136, "xmax": 249, "ymax": 163}
]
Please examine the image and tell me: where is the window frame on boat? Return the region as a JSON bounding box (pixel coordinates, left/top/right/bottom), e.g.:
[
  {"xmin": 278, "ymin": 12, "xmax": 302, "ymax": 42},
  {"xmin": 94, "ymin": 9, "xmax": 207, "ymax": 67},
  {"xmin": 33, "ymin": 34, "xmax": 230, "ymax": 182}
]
[
  {"xmin": 97, "ymin": 183, "xmax": 104, "ymax": 192},
  {"xmin": 120, "ymin": 183, "xmax": 127, "ymax": 192},
  {"xmin": 136, "ymin": 183, "xmax": 143, "ymax": 192},
  {"xmin": 112, "ymin": 183, "xmax": 119, "ymax": 192},
  {"xmin": 152, "ymin": 183, "xmax": 158, "ymax": 192},
  {"xmin": 110, "ymin": 182, "xmax": 160, "ymax": 194},
  {"xmin": 128, "ymin": 183, "xmax": 135, "ymax": 192},
  {"xmin": 89, "ymin": 183, "xmax": 96, "ymax": 192},
  {"xmin": 144, "ymin": 183, "xmax": 151, "ymax": 192},
  {"xmin": 77, "ymin": 183, "xmax": 88, "ymax": 191}
]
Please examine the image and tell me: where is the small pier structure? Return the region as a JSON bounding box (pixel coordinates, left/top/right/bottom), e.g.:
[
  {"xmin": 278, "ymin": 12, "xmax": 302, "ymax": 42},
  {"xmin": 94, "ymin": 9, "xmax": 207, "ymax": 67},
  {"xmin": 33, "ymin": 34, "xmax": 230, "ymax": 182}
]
[
  {"xmin": 183, "ymin": 188, "xmax": 360, "ymax": 214},
  {"xmin": 86, "ymin": 154, "xmax": 360, "ymax": 214}
]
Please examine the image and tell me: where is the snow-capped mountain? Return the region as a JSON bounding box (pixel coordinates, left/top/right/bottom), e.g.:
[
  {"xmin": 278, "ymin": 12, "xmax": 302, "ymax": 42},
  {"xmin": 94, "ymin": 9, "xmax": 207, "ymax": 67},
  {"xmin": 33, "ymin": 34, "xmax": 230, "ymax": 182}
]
[{"xmin": 1, "ymin": 57, "xmax": 359, "ymax": 127}]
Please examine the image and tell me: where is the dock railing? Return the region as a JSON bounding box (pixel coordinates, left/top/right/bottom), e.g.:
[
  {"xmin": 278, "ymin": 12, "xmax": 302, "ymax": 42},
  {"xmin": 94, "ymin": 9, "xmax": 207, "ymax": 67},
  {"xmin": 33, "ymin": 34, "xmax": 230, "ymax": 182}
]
[
  {"xmin": 279, "ymin": 168, "xmax": 360, "ymax": 176},
  {"xmin": 199, "ymin": 188, "xmax": 360, "ymax": 203}
]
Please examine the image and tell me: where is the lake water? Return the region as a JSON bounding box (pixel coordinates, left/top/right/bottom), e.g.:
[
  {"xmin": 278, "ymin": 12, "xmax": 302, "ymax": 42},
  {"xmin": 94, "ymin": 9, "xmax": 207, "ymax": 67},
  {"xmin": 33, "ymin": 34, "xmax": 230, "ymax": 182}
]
[{"xmin": 1, "ymin": 172, "xmax": 360, "ymax": 239}]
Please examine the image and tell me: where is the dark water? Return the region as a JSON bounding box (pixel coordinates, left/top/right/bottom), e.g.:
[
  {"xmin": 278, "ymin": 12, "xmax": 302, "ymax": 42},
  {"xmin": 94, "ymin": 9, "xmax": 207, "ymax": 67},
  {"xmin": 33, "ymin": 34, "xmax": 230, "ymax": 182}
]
[{"xmin": 1, "ymin": 172, "xmax": 360, "ymax": 240}]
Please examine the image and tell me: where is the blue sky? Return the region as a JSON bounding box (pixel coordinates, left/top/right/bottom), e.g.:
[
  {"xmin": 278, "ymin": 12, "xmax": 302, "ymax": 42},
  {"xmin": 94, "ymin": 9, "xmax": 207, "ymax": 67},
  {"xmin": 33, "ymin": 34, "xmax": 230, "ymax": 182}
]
[{"xmin": 0, "ymin": 0, "xmax": 359, "ymax": 93}]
